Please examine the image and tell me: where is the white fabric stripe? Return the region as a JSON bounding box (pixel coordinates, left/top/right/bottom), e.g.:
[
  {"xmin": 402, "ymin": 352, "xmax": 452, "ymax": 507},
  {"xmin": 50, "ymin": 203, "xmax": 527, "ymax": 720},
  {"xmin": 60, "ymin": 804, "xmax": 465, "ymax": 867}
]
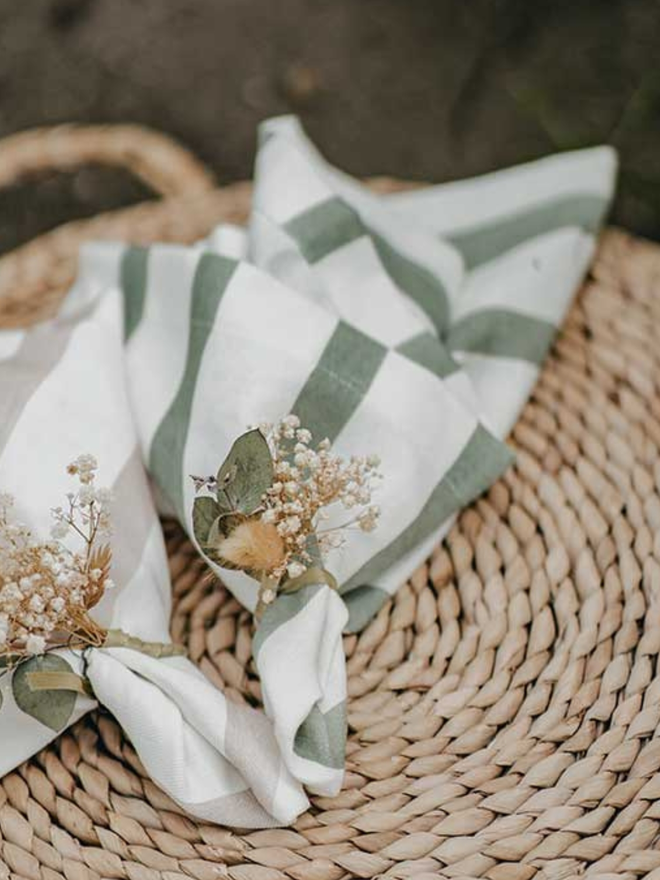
[
  {"xmin": 385, "ymin": 145, "xmax": 617, "ymax": 235},
  {"xmin": 453, "ymin": 352, "xmax": 540, "ymax": 439},
  {"xmin": 0, "ymin": 324, "xmax": 74, "ymax": 457},
  {"xmin": 443, "ymin": 367, "xmax": 497, "ymax": 431},
  {"xmin": 257, "ymin": 587, "xmax": 347, "ymax": 793},
  {"xmin": 90, "ymin": 446, "xmax": 169, "ymax": 633},
  {"xmin": 254, "ymin": 134, "xmax": 333, "ymax": 224},
  {"xmin": 62, "ymin": 242, "xmax": 125, "ymax": 321},
  {"xmin": 454, "ymin": 228, "xmax": 595, "ymax": 324},
  {"xmin": 106, "ymin": 519, "xmax": 171, "ymax": 637},
  {"xmin": 0, "ymin": 330, "xmax": 25, "ymax": 361},
  {"xmin": 258, "ymin": 115, "xmax": 395, "ymax": 225},
  {"xmin": 203, "ymin": 224, "xmax": 249, "ymax": 259},
  {"xmin": 0, "ymin": 292, "xmax": 135, "ymax": 536},
  {"xmin": 325, "ymin": 349, "xmax": 479, "ymax": 586},
  {"xmin": 314, "ymin": 236, "xmax": 435, "ymax": 347}
]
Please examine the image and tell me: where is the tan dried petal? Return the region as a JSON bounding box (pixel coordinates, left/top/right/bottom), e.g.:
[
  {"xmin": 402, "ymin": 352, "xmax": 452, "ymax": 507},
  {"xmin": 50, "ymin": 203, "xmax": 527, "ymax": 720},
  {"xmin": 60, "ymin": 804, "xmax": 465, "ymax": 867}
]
[{"xmin": 217, "ymin": 519, "xmax": 286, "ymax": 573}]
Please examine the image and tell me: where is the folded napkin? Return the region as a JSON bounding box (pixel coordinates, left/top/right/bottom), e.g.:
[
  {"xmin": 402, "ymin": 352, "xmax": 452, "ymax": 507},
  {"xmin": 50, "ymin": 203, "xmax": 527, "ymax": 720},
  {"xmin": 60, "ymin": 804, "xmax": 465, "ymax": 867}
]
[{"xmin": 0, "ymin": 117, "xmax": 617, "ymax": 827}]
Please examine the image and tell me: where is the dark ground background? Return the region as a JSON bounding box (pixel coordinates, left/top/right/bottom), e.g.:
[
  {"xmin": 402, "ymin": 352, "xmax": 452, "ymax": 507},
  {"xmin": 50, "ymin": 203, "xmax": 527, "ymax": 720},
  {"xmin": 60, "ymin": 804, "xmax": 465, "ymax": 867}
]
[{"xmin": 1, "ymin": 0, "xmax": 659, "ymax": 255}]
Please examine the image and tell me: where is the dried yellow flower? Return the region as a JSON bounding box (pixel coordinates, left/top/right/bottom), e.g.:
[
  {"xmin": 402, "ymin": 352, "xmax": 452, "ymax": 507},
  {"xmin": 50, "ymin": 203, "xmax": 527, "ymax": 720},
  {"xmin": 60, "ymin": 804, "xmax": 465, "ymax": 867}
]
[{"xmin": 216, "ymin": 519, "xmax": 286, "ymax": 573}]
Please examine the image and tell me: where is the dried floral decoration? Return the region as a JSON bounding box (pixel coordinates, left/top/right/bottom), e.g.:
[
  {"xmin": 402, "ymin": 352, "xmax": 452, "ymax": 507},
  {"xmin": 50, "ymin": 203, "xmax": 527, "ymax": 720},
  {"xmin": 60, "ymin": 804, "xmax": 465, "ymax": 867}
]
[
  {"xmin": 191, "ymin": 415, "xmax": 382, "ymax": 614},
  {"xmin": 0, "ymin": 455, "xmax": 113, "ymax": 661},
  {"xmin": 0, "ymin": 456, "xmax": 184, "ymax": 732}
]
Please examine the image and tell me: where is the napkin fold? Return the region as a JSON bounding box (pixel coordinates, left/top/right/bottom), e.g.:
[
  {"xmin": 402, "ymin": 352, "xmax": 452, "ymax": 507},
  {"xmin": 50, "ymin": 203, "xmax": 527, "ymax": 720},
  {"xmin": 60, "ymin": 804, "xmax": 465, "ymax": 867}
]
[
  {"xmin": 0, "ymin": 288, "xmax": 306, "ymax": 827},
  {"xmin": 0, "ymin": 116, "xmax": 617, "ymax": 827}
]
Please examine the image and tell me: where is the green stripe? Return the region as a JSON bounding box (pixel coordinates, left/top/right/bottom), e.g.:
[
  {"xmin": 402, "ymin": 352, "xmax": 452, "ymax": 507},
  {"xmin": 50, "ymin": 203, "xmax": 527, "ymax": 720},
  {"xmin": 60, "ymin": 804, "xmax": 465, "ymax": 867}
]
[
  {"xmin": 120, "ymin": 247, "xmax": 149, "ymax": 340},
  {"xmin": 256, "ymin": 324, "xmax": 385, "ymax": 646},
  {"xmin": 293, "ymin": 700, "xmax": 347, "ymax": 769},
  {"xmin": 285, "ymin": 197, "xmax": 364, "ymax": 264},
  {"xmin": 149, "ymin": 254, "xmax": 237, "ymax": 519},
  {"xmin": 372, "ymin": 233, "xmax": 450, "ymax": 334},
  {"xmin": 286, "ymin": 196, "xmax": 452, "ymax": 334},
  {"xmin": 341, "ymin": 425, "xmax": 513, "ymax": 594},
  {"xmin": 253, "ymin": 584, "xmax": 324, "ymax": 659},
  {"xmin": 447, "ymin": 309, "xmax": 556, "ymax": 364},
  {"xmin": 344, "ymin": 585, "xmax": 390, "ymax": 634},
  {"xmin": 292, "ymin": 321, "xmax": 387, "ymax": 444},
  {"xmin": 446, "ymin": 194, "xmax": 609, "ymax": 269},
  {"xmin": 396, "ymin": 332, "xmax": 460, "ymax": 379}
]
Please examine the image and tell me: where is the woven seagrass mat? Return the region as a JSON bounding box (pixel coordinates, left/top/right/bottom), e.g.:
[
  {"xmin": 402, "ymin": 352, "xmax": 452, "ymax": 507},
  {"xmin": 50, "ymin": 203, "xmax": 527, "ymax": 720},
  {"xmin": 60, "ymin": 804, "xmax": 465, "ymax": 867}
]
[{"xmin": 2, "ymin": 124, "xmax": 660, "ymax": 880}]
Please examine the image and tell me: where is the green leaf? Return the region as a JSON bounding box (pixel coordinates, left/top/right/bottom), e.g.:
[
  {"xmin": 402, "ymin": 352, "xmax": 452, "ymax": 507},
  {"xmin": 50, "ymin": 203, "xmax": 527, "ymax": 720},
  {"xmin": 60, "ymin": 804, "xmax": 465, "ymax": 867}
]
[
  {"xmin": 304, "ymin": 533, "xmax": 323, "ymax": 567},
  {"xmin": 12, "ymin": 654, "xmax": 78, "ymax": 731},
  {"xmin": 192, "ymin": 496, "xmax": 221, "ymax": 546},
  {"xmin": 216, "ymin": 429, "xmax": 274, "ymax": 515},
  {"xmin": 217, "ymin": 512, "xmax": 245, "ymax": 540}
]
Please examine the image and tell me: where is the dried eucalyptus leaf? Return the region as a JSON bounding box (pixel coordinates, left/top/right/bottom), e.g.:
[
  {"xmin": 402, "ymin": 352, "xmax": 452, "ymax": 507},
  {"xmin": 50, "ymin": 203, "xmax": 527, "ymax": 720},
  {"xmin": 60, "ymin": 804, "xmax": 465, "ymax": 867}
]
[
  {"xmin": 12, "ymin": 654, "xmax": 78, "ymax": 732},
  {"xmin": 216, "ymin": 429, "xmax": 274, "ymax": 515},
  {"xmin": 207, "ymin": 513, "xmax": 238, "ymax": 545},
  {"xmin": 207, "ymin": 515, "xmax": 224, "ymax": 550},
  {"xmin": 192, "ymin": 496, "xmax": 221, "ymax": 546},
  {"xmin": 304, "ymin": 533, "xmax": 323, "ymax": 567}
]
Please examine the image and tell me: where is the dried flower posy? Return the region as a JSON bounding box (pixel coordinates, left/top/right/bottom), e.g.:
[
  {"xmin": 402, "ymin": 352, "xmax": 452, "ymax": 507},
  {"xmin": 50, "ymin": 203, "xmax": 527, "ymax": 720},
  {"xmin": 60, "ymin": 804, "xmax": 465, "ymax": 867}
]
[
  {"xmin": 191, "ymin": 415, "xmax": 382, "ymax": 614},
  {"xmin": 0, "ymin": 455, "xmax": 114, "ymax": 663},
  {"xmin": 0, "ymin": 456, "xmax": 185, "ymax": 733}
]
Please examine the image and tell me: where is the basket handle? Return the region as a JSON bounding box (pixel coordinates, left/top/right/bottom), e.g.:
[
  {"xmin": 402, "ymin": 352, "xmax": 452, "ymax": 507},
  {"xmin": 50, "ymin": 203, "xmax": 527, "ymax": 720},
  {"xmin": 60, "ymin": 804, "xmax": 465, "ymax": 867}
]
[{"xmin": 0, "ymin": 124, "xmax": 216, "ymax": 198}]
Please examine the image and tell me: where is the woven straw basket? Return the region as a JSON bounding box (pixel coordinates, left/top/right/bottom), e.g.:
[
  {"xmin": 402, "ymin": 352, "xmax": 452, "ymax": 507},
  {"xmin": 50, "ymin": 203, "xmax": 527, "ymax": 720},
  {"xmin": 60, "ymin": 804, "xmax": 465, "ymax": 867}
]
[{"xmin": 2, "ymin": 125, "xmax": 660, "ymax": 880}]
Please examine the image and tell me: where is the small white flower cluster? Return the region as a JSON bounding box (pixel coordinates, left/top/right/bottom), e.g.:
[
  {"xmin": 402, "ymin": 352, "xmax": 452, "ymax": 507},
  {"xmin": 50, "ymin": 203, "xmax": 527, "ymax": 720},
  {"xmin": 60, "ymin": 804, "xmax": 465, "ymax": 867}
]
[
  {"xmin": 66, "ymin": 453, "xmax": 97, "ymax": 483},
  {"xmin": 0, "ymin": 456, "xmax": 113, "ymax": 660},
  {"xmin": 55, "ymin": 454, "xmax": 113, "ymax": 541},
  {"xmin": 258, "ymin": 415, "xmax": 382, "ymax": 589}
]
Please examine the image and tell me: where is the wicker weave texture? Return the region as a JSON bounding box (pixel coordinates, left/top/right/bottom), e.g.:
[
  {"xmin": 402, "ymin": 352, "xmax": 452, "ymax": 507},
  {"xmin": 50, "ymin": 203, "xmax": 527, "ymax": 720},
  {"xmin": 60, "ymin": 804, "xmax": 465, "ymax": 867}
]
[{"xmin": 1, "ymin": 125, "xmax": 660, "ymax": 880}]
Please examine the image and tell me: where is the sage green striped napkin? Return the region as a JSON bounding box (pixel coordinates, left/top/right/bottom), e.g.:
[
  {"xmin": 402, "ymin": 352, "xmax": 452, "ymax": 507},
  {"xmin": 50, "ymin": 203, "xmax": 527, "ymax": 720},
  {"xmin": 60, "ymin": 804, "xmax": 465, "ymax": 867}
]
[
  {"xmin": 251, "ymin": 115, "xmax": 617, "ymax": 439},
  {"xmin": 0, "ymin": 116, "xmax": 616, "ymax": 828},
  {"xmin": 71, "ymin": 234, "xmax": 513, "ymax": 807}
]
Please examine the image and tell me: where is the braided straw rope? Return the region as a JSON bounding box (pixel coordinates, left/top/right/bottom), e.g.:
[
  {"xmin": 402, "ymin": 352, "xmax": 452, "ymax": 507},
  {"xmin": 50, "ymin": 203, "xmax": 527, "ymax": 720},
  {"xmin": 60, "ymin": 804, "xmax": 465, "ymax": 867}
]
[{"xmin": 2, "ymin": 125, "xmax": 660, "ymax": 880}]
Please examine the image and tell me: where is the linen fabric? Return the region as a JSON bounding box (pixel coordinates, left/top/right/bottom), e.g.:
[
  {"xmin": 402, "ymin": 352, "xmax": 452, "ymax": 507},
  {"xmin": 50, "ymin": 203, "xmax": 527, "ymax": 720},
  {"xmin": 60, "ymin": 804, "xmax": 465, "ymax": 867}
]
[{"xmin": 0, "ymin": 117, "xmax": 616, "ymax": 826}]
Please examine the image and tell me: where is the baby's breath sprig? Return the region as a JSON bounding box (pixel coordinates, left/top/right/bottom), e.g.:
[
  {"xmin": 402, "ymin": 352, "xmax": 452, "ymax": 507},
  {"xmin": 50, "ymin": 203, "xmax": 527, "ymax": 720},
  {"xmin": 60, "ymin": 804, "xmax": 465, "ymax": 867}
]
[
  {"xmin": 0, "ymin": 455, "xmax": 114, "ymax": 666},
  {"xmin": 258, "ymin": 415, "xmax": 382, "ymax": 576},
  {"xmin": 191, "ymin": 415, "xmax": 382, "ymax": 615}
]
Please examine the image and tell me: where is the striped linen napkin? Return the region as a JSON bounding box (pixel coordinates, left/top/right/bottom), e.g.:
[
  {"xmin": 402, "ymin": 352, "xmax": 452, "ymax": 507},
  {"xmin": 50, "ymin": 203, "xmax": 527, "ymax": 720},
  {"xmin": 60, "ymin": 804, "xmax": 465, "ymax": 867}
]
[{"xmin": 0, "ymin": 117, "xmax": 616, "ymax": 827}]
